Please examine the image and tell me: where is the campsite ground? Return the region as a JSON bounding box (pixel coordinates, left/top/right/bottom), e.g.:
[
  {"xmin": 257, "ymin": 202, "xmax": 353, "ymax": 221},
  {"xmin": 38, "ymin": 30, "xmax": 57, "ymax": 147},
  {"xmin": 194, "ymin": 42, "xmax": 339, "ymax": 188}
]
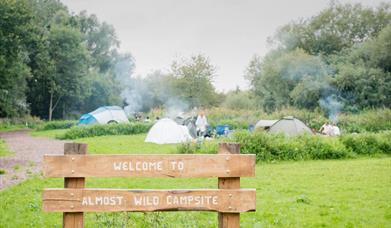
[{"xmin": 0, "ymin": 130, "xmax": 390, "ymax": 227}]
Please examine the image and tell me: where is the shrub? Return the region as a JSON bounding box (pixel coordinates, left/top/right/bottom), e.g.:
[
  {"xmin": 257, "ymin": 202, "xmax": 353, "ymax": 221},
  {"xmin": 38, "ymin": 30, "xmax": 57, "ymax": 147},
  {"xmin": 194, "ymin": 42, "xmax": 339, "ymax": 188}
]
[
  {"xmin": 36, "ymin": 120, "xmax": 77, "ymax": 131},
  {"xmin": 232, "ymin": 130, "xmax": 353, "ymax": 162},
  {"xmin": 177, "ymin": 140, "xmax": 219, "ymax": 154},
  {"xmin": 0, "ymin": 116, "xmax": 43, "ymax": 130},
  {"xmin": 58, "ymin": 123, "xmax": 152, "ymax": 139},
  {"xmin": 341, "ymin": 131, "xmax": 391, "ymax": 155},
  {"xmin": 338, "ymin": 109, "xmax": 391, "ymax": 133}
]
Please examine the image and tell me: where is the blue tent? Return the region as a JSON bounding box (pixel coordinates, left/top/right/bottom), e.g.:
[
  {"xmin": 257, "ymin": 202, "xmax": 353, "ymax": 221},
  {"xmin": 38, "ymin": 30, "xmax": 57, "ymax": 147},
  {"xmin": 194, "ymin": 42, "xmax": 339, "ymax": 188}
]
[
  {"xmin": 78, "ymin": 113, "xmax": 98, "ymax": 125},
  {"xmin": 78, "ymin": 106, "xmax": 129, "ymax": 125}
]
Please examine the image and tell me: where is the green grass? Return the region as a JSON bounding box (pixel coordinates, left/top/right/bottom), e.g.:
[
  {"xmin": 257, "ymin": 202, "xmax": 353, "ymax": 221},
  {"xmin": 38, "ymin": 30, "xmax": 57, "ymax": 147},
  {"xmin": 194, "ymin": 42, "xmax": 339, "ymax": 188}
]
[
  {"xmin": 0, "ymin": 157, "xmax": 390, "ymax": 226},
  {"xmin": 0, "ymin": 139, "xmax": 13, "ymax": 157},
  {"xmin": 76, "ymin": 134, "xmax": 178, "ymax": 154},
  {"xmin": 2, "ymin": 132, "xmax": 390, "ymax": 227},
  {"xmin": 30, "ymin": 129, "xmax": 68, "ymax": 139}
]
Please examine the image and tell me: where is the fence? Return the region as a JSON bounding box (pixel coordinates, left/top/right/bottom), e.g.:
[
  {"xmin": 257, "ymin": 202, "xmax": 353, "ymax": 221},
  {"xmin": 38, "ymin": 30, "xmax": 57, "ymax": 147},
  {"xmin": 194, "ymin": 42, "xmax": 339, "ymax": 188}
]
[{"xmin": 42, "ymin": 142, "xmax": 256, "ymax": 228}]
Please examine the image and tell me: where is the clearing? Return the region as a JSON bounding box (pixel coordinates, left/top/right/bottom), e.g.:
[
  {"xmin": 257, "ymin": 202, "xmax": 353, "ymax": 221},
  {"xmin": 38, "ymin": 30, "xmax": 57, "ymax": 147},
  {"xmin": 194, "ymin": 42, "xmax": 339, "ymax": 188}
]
[{"xmin": 0, "ymin": 130, "xmax": 390, "ymax": 227}]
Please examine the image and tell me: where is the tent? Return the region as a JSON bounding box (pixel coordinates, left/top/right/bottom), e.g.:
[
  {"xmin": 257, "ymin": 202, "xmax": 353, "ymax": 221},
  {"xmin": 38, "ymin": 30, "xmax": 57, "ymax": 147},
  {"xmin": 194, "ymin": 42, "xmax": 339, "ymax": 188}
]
[
  {"xmin": 78, "ymin": 106, "xmax": 129, "ymax": 125},
  {"xmin": 255, "ymin": 120, "xmax": 278, "ymax": 130},
  {"xmin": 145, "ymin": 118, "xmax": 192, "ymax": 144},
  {"xmin": 268, "ymin": 116, "xmax": 313, "ymax": 136}
]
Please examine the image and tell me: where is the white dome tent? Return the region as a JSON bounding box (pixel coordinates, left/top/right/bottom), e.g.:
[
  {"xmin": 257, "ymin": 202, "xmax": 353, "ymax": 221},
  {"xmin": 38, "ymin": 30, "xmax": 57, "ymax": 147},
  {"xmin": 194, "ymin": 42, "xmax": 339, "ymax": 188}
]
[{"xmin": 145, "ymin": 118, "xmax": 193, "ymax": 144}]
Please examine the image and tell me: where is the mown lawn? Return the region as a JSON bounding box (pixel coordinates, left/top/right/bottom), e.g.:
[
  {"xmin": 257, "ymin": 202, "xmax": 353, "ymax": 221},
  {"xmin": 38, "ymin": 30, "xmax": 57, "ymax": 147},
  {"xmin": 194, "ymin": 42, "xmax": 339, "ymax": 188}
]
[{"xmin": 1, "ymin": 132, "xmax": 390, "ymax": 227}]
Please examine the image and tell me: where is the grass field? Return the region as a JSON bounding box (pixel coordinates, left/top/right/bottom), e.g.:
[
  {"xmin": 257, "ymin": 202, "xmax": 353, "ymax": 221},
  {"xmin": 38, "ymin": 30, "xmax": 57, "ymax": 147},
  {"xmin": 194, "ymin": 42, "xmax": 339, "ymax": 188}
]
[
  {"xmin": 0, "ymin": 139, "xmax": 12, "ymax": 157},
  {"xmin": 30, "ymin": 129, "xmax": 68, "ymax": 139},
  {"xmin": 1, "ymin": 131, "xmax": 390, "ymax": 227}
]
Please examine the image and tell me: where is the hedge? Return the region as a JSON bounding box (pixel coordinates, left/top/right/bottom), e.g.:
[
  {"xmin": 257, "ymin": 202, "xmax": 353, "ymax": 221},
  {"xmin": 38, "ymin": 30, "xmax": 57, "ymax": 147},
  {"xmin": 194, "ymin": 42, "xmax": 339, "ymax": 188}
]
[
  {"xmin": 57, "ymin": 123, "xmax": 152, "ymax": 139},
  {"xmin": 181, "ymin": 131, "xmax": 391, "ymax": 162},
  {"xmin": 36, "ymin": 120, "xmax": 77, "ymax": 131}
]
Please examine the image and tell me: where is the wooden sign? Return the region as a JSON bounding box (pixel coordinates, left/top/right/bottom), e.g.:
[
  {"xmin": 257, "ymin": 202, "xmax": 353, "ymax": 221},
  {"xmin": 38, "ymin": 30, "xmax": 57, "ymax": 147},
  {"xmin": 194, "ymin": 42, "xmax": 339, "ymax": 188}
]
[
  {"xmin": 43, "ymin": 154, "xmax": 255, "ymax": 178},
  {"xmin": 42, "ymin": 142, "xmax": 256, "ymax": 228},
  {"xmin": 43, "ymin": 188, "xmax": 256, "ymax": 213}
]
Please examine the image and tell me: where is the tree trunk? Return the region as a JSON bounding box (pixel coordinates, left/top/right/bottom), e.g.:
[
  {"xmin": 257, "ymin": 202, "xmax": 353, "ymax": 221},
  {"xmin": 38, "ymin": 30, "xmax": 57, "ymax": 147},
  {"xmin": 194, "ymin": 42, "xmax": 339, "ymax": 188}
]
[{"xmin": 49, "ymin": 92, "xmax": 53, "ymax": 121}]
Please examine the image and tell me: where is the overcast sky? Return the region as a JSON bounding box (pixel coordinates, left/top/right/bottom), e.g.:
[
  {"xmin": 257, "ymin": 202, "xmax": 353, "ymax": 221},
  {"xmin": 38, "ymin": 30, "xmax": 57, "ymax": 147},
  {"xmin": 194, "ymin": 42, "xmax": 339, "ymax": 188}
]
[{"xmin": 61, "ymin": 0, "xmax": 384, "ymax": 92}]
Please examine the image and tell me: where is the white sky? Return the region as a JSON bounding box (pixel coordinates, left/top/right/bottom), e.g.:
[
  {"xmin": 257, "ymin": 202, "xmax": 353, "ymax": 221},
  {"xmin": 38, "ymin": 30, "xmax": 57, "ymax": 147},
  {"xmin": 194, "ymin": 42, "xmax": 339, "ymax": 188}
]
[{"xmin": 61, "ymin": 0, "xmax": 385, "ymax": 92}]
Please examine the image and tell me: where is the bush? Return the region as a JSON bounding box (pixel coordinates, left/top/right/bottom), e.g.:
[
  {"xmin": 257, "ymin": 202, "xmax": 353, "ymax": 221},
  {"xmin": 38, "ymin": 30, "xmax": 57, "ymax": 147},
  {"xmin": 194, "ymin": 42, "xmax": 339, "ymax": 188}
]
[
  {"xmin": 177, "ymin": 140, "xmax": 218, "ymax": 154},
  {"xmin": 341, "ymin": 131, "xmax": 391, "ymax": 155},
  {"xmin": 58, "ymin": 123, "xmax": 152, "ymax": 139},
  {"xmin": 36, "ymin": 120, "xmax": 76, "ymax": 131},
  {"xmin": 338, "ymin": 109, "xmax": 391, "ymax": 133},
  {"xmin": 232, "ymin": 130, "xmax": 353, "ymax": 162},
  {"xmin": 0, "ymin": 116, "xmax": 43, "ymax": 131}
]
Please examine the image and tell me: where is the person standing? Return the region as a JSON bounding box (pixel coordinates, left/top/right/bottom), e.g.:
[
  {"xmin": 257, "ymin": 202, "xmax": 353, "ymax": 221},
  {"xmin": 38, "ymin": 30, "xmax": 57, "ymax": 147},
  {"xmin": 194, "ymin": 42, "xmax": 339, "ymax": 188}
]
[{"xmin": 195, "ymin": 111, "xmax": 208, "ymax": 137}]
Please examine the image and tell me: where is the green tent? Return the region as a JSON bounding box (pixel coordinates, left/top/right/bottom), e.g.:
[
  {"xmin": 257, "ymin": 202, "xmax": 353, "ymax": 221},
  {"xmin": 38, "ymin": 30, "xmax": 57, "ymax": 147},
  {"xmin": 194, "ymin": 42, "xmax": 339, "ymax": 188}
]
[{"xmin": 268, "ymin": 116, "xmax": 313, "ymax": 136}]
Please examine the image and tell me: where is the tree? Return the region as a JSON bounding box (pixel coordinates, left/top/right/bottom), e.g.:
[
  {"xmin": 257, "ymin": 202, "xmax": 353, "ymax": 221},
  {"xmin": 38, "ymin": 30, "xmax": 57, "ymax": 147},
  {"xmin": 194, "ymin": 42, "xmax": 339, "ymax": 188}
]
[
  {"xmin": 245, "ymin": 49, "xmax": 331, "ymax": 111},
  {"xmin": 330, "ymin": 25, "xmax": 391, "ymax": 109},
  {"xmin": 0, "ymin": 0, "xmax": 33, "ymax": 117},
  {"xmin": 45, "ymin": 23, "xmax": 89, "ymax": 120},
  {"xmin": 170, "ymin": 55, "xmax": 219, "ymax": 108},
  {"xmin": 222, "ymin": 90, "xmax": 257, "ymax": 110},
  {"xmin": 272, "ymin": 2, "xmax": 391, "ymax": 55}
]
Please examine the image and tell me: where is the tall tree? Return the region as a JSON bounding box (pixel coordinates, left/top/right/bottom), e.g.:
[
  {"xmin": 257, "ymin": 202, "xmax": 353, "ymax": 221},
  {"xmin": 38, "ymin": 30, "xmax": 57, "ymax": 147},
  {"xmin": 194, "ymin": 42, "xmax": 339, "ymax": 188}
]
[
  {"xmin": 170, "ymin": 55, "xmax": 219, "ymax": 108},
  {"xmin": 272, "ymin": 2, "xmax": 391, "ymax": 55},
  {"xmin": 0, "ymin": 0, "xmax": 33, "ymax": 117}
]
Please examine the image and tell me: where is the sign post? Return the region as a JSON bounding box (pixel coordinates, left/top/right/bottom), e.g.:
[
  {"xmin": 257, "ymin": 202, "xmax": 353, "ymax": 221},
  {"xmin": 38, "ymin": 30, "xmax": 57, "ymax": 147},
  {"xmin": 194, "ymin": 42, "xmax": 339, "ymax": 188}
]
[
  {"xmin": 43, "ymin": 142, "xmax": 256, "ymax": 228},
  {"xmin": 63, "ymin": 143, "xmax": 87, "ymax": 228},
  {"xmin": 218, "ymin": 143, "xmax": 241, "ymax": 228}
]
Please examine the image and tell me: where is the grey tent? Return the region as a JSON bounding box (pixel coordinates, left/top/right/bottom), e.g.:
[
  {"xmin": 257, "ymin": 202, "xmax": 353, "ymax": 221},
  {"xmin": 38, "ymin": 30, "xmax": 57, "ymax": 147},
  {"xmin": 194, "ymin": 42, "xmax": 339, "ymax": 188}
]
[
  {"xmin": 255, "ymin": 120, "xmax": 278, "ymax": 130},
  {"xmin": 268, "ymin": 116, "xmax": 313, "ymax": 136}
]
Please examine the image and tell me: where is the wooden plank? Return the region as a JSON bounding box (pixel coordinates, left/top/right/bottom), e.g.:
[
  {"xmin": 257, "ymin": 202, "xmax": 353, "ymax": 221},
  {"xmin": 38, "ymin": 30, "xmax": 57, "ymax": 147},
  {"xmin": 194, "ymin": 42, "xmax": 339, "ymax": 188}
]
[
  {"xmin": 43, "ymin": 154, "xmax": 255, "ymax": 178},
  {"xmin": 43, "ymin": 188, "xmax": 256, "ymax": 213},
  {"xmin": 63, "ymin": 143, "xmax": 87, "ymax": 228},
  {"xmin": 218, "ymin": 143, "xmax": 242, "ymax": 228}
]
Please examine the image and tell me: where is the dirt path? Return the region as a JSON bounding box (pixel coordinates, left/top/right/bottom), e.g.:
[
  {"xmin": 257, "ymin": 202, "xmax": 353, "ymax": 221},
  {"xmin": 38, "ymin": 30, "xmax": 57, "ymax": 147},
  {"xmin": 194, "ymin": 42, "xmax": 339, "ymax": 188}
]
[{"xmin": 0, "ymin": 130, "xmax": 69, "ymax": 190}]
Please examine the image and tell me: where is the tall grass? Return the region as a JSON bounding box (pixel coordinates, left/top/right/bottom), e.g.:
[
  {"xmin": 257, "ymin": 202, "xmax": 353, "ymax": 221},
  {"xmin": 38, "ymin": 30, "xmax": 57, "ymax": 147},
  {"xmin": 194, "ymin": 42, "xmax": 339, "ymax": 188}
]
[
  {"xmin": 179, "ymin": 130, "xmax": 391, "ymax": 162},
  {"xmin": 58, "ymin": 123, "xmax": 152, "ymax": 139},
  {"xmin": 35, "ymin": 120, "xmax": 76, "ymax": 131}
]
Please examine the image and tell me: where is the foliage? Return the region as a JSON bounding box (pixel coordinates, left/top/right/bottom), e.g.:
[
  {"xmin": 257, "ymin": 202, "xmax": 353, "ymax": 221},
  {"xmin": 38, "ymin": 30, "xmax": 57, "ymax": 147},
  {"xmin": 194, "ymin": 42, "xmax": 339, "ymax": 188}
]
[
  {"xmin": 35, "ymin": 120, "xmax": 76, "ymax": 131},
  {"xmin": 272, "ymin": 2, "xmax": 391, "ymax": 55},
  {"xmin": 337, "ymin": 109, "xmax": 391, "ymax": 133},
  {"xmin": 170, "ymin": 55, "xmax": 220, "ymax": 108},
  {"xmin": 230, "ymin": 130, "xmax": 391, "ymax": 162},
  {"xmin": 0, "ymin": 0, "xmax": 133, "ymax": 119},
  {"xmin": 341, "ymin": 132, "xmax": 391, "ymax": 155},
  {"xmin": 232, "ymin": 131, "xmax": 352, "ymax": 162},
  {"xmin": 246, "ymin": 49, "xmax": 332, "ymax": 111},
  {"xmin": 58, "ymin": 123, "xmax": 152, "ymax": 139},
  {"xmin": 176, "ymin": 140, "xmax": 218, "ymax": 154},
  {"xmin": 246, "ymin": 2, "xmax": 391, "ymax": 112},
  {"xmin": 0, "ymin": 116, "xmax": 43, "ymax": 131},
  {"xmin": 0, "ymin": 0, "xmax": 33, "ymax": 117},
  {"xmin": 221, "ymin": 90, "xmax": 258, "ymax": 110},
  {"xmin": 330, "ymin": 25, "xmax": 391, "ymax": 110}
]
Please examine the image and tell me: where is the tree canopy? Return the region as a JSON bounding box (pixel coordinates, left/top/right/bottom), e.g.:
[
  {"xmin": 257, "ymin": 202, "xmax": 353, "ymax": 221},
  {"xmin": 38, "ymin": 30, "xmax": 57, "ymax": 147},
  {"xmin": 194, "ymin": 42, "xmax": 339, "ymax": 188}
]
[{"xmin": 247, "ymin": 2, "xmax": 391, "ymax": 113}]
